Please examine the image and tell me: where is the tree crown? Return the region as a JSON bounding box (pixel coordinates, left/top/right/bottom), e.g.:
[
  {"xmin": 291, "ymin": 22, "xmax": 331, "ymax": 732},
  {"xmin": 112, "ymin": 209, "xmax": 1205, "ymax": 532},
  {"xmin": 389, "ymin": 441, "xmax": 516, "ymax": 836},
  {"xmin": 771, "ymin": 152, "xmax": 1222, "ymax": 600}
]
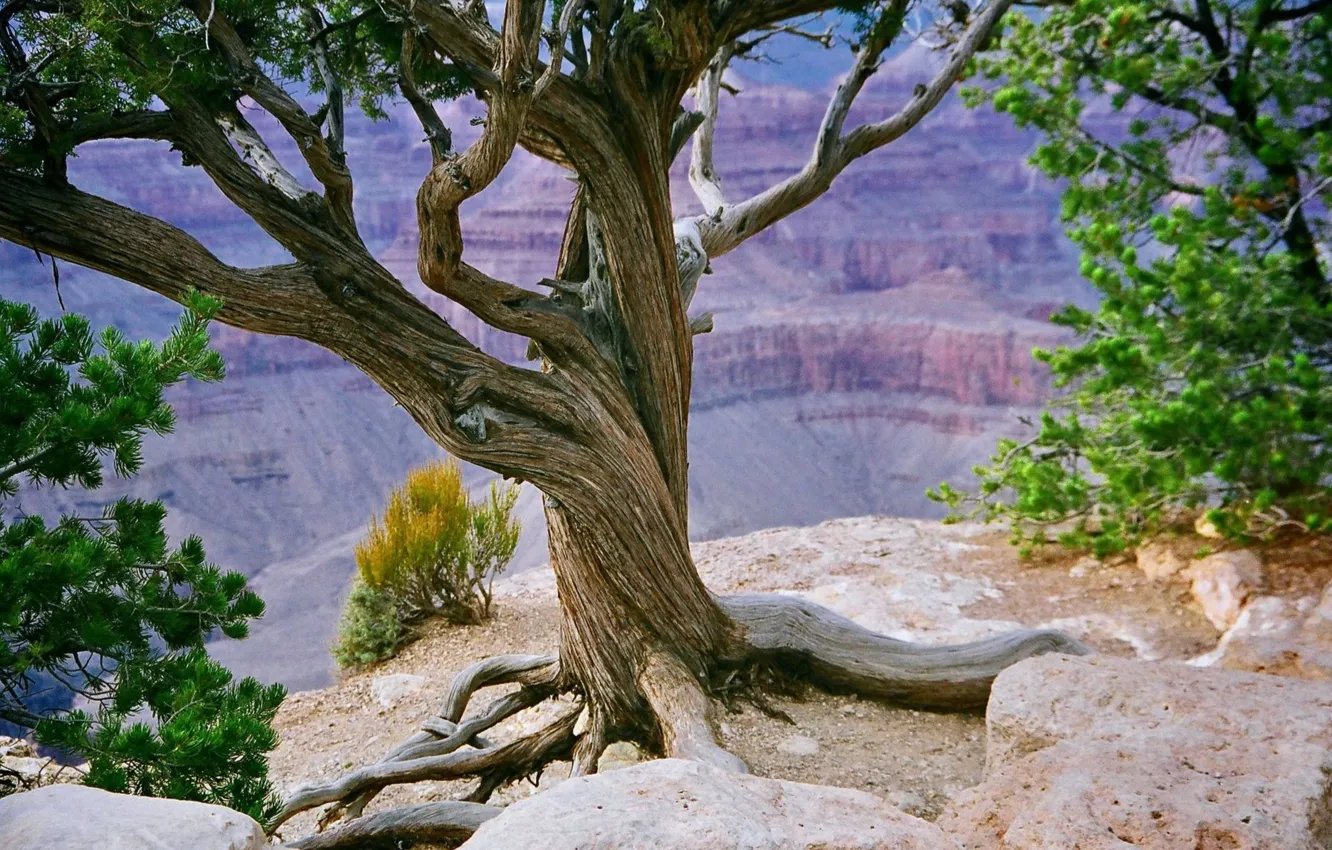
[{"xmin": 934, "ymin": 0, "xmax": 1332, "ymax": 555}]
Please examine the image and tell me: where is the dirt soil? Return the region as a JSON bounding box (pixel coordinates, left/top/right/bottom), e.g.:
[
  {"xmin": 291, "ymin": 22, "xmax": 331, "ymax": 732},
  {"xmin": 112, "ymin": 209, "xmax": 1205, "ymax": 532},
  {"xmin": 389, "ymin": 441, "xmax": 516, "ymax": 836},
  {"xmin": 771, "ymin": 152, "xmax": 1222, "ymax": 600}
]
[{"xmin": 267, "ymin": 517, "xmax": 1330, "ymax": 843}]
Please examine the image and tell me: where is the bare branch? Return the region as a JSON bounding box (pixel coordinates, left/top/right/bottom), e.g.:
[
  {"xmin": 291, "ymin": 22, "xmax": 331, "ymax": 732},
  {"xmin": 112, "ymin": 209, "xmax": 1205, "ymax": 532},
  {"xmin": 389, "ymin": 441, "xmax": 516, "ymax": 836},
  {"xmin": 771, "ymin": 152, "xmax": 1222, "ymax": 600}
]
[
  {"xmin": 157, "ymin": 94, "xmax": 338, "ymax": 259},
  {"xmin": 0, "ymin": 110, "xmax": 178, "ymax": 170},
  {"xmin": 735, "ymin": 16, "xmax": 836, "ymax": 54},
  {"xmin": 401, "ymin": 0, "xmax": 619, "ymax": 170},
  {"xmin": 217, "ymin": 107, "xmax": 315, "ymax": 205},
  {"xmin": 688, "ymin": 42, "xmax": 733, "ymax": 217},
  {"xmin": 399, "ymin": 29, "xmax": 453, "ymax": 165},
  {"xmin": 699, "ymin": 0, "xmax": 1015, "ymax": 258},
  {"xmin": 184, "ymin": 0, "xmax": 357, "ymax": 238},
  {"xmin": 304, "ymin": 8, "xmax": 378, "ymax": 44},
  {"xmin": 669, "ymin": 108, "xmax": 705, "ymax": 164},
  {"xmin": 303, "ymin": 5, "xmax": 347, "ymax": 166},
  {"xmin": 415, "ymin": 0, "xmax": 601, "ymax": 354},
  {"xmin": 0, "ymin": 170, "xmax": 326, "ymax": 338},
  {"xmin": 533, "ymin": 0, "xmax": 584, "ymax": 100}
]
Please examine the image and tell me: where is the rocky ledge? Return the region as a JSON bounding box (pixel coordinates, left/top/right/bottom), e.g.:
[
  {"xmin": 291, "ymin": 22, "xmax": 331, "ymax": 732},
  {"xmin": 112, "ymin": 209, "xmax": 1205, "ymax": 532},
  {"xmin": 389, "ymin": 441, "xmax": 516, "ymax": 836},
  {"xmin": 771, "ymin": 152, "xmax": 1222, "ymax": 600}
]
[{"xmin": 5, "ymin": 516, "xmax": 1331, "ymax": 849}]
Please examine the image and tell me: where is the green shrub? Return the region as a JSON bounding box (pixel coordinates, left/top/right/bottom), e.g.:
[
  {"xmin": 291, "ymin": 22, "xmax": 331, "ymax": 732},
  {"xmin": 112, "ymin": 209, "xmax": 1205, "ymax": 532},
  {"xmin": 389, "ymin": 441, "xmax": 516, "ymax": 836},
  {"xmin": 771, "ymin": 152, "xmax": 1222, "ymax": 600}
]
[
  {"xmin": 934, "ymin": 0, "xmax": 1332, "ymax": 557},
  {"xmin": 0, "ymin": 293, "xmax": 284, "ymax": 821},
  {"xmin": 334, "ymin": 460, "xmax": 520, "ymax": 668},
  {"xmin": 331, "ymin": 579, "xmax": 406, "ymax": 668}
]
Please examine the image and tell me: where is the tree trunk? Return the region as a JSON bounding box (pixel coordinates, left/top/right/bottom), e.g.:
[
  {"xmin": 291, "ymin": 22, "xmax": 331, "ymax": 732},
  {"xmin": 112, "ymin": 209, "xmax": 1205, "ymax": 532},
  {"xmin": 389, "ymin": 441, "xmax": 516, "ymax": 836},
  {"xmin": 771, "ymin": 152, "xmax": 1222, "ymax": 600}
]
[
  {"xmin": 544, "ymin": 479, "xmax": 735, "ymax": 733},
  {"xmin": 500, "ymin": 65, "xmax": 735, "ymax": 741}
]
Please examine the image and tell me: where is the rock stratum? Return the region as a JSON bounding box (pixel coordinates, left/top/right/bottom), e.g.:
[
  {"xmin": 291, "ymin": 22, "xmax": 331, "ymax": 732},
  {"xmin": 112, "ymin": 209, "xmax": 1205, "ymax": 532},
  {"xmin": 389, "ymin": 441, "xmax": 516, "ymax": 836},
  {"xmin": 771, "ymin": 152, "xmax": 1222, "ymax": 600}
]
[{"xmin": 1, "ymin": 46, "xmax": 1092, "ymax": 689}]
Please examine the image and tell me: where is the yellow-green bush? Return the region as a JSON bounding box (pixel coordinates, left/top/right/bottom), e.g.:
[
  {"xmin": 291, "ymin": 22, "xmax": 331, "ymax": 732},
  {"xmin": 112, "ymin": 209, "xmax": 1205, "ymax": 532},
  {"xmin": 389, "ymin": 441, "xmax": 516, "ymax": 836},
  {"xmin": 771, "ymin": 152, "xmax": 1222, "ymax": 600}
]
[{"xmin": 355, "ymin": 459, "xmax": 520, "ymax": 627}]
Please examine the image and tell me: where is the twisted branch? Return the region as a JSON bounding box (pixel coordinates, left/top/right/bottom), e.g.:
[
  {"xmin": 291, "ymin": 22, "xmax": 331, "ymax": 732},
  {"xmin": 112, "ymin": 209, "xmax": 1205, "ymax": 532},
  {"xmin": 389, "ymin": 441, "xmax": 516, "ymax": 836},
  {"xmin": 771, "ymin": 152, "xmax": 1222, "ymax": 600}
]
[{"xmin": 698, "ymin": 0, "xmax": 1015, "ymax": 259}]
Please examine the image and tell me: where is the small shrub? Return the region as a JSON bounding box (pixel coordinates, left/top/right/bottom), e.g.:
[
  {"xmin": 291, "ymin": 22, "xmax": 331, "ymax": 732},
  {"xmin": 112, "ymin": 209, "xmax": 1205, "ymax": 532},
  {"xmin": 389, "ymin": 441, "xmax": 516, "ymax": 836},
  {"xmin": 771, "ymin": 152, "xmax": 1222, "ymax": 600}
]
[
  {"xmin": 331, "ymin": 579, "xmax": 407, "ymax": 668},
  {"xmin": 335, "ymin": 460, "xmax": 520, "ymax": 668}
]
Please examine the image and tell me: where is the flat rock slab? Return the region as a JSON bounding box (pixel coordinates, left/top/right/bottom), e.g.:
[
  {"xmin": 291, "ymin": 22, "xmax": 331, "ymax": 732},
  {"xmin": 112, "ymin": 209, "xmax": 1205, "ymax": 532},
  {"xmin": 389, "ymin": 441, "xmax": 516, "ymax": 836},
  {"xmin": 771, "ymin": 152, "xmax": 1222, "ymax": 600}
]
[
  {"xmin": 460, "ymin": 758, "xmax": 953, "ymax": 850},
  {"xmin": 0, "ymin": 784, "xmax": 265, "ymax": 850},
  {"xmin": 939, "ymin": 654, "xmax": 1332, "ymax": 849}
]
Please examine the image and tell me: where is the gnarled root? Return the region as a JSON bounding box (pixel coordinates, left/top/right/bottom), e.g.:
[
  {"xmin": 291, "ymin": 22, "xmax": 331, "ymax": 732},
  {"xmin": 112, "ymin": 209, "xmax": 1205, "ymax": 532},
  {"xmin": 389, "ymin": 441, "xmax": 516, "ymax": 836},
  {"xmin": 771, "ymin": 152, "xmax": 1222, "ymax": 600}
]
[
  {"xmin": 640, "ymin": 651, "xmax": 749, "ymax": 773},
  {"xmin": 720, "ymin": 592, "xmax": 1090, "ymax": 710},
  {"xmin": 286, "ymin": 801, "xmax": 500, "ymax": 849},
  {"xmin": 272, "ymin": 654, "xmax": 564, "ymax": 834},
  {"xmin": 271, "ymin": 703, "xmax": 580, "ymax": 832},
  {"xmin": 275, "ymin": 599, "xmax": 1088, "ymax": 844},
  {"xmin": 323, "ymin": 654, "xmax": 558, "ymax": 827}
]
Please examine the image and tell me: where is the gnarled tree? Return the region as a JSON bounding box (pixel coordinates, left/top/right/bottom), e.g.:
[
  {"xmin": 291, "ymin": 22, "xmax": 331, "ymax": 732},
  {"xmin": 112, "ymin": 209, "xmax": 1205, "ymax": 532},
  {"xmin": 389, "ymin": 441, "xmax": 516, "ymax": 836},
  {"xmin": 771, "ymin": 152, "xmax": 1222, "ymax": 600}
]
[{"xmin": 0, "ymin": 0, "xmax": 1085, "ymax": 844}]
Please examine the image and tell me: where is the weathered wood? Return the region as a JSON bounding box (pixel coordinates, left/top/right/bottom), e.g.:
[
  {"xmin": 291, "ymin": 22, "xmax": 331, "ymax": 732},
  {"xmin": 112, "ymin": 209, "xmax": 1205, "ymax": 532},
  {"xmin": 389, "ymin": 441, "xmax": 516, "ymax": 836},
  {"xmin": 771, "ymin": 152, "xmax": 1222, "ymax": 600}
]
[
  {"xmin": 332, "ymin": 654, "xmax": 558, "ymax": 823},
  {"xmin": 545, "ymin": 493, "xmax": 734, "ymax": 728},
  {"xmin": 721, "ymin": 593, "xmax": 1090, "ymax": 710},
  {"xmin": 696, "ymin": 0, "xmax": 1017, "ymax": 260},
  {"xmin": 640, "ymin": 652, "xmax": 749, "ymax": 773},
  {"xmin": 271, "ymin": 707, "xmax": 580, "ymax": 832},
  {"xmin": 569, "ymin": 708, "xmax": 608, "ymax": 777},
  {"xmin": 287, "ymin": 801, "xmax": 500, "ymax": 849}
]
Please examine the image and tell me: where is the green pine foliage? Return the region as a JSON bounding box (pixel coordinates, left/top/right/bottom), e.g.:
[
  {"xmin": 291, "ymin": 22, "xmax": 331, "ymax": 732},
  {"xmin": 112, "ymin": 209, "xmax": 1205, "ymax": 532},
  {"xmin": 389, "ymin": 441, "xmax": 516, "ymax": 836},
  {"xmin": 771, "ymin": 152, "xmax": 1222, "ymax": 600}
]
[
  {"xmin": 0, "ymin": 292, "xmax": 284, "ymax": 820},
  {"xmin": 931, "ymin": 0, "xmax": 1332, "ymax": 557}
]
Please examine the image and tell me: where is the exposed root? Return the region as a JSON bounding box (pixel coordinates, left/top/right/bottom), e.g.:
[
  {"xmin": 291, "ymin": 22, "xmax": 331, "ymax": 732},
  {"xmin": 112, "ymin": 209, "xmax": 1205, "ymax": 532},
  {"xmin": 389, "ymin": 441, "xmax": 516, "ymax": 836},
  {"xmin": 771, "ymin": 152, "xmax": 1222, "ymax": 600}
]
[
  {"xmin": 720, "ymin": 592, "xmax": 1091, "ymax": 711},
  {"xmin": 569, "ymin": 708, "xmax": 608, "ymax": 777},
  {"xmin": 408, "ymin": 686, "xmax": 554, "ymax": 761},
  {"xmin": 285, "ymin": 801, "xmax": 500, "ymax": 849},
  {"xmin": 640, "ymin": 652, "xmax": 750, "ymax": 774},
  {"xmin": 438, "ymin": 654, "xmax": 560, "ymax": 720},
  {"xmin": 277, "ymin": 596, "xmax": 1090, "ymax": 845},
  {"xmin": 714, "ymin": 664, "xmax": 799, "ymax": 724},
  {"xmin": 271, "ymin": 702, "xmax": 577, "ymax": 833},
  {"xmin": 327, "ymin": 654, "xmax": 558, "ymax": 825}
]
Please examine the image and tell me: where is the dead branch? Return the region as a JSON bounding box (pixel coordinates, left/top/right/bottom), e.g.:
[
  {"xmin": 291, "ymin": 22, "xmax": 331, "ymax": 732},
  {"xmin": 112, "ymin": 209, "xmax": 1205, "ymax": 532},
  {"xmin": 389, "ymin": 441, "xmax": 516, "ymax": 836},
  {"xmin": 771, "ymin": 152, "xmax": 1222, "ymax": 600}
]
[
  {"xmin": 415, "ymin": 0, "xmax": 600, "ymax": 354},
  {"xmin": 698, "ymin": 0, "xmax": 1015, "ymax": 259},
  {"xmin": 399, "ymin": 29, "xmax": 453, "ymax": 165},
  {"xmin": 688, "ymin": 42, "xmax": 734, "ymax": 217},
  {"xmin": 184, "ymin": 0, "xmax": 357, "ymax": 237},
  {"xmin": 303, "ymin": 5, "xmax": 348, "ymax": 167}
]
